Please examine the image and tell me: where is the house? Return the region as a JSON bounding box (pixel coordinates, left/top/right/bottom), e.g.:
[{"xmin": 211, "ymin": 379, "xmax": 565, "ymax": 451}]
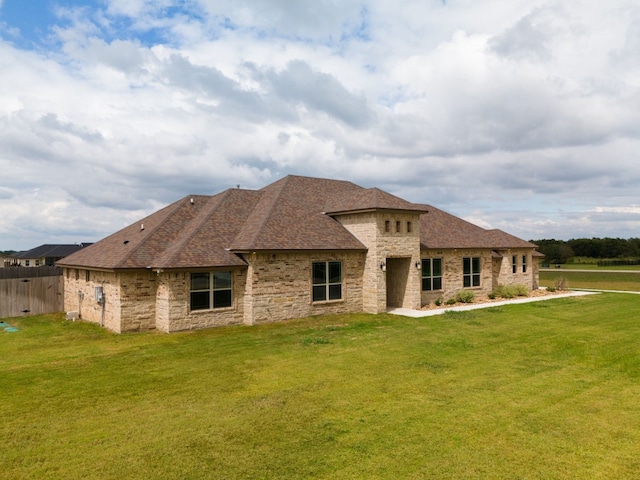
[
  {"xmin": 0, "ymin": 253, "xmax": 10, "ymax": 268},
  {"xmin": 12, "ymin": 244, "xmax": 92, "ymax": 267},
  {"xmin": 58, "ymin": 175, "xmax": 540, "ymax": 333}
]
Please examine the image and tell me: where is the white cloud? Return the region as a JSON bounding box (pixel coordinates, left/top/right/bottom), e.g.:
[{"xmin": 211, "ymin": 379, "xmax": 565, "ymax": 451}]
[{"xmin": 1, "ymin": 0, "xmax": 640, "ymax": 249}]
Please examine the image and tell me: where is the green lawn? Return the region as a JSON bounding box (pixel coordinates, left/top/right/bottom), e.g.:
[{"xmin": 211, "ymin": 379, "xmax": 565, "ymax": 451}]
[
  {"xmin": 540, "ymin": 269, "xmax": 640, "ymax": 291},
  {"xmin": 2, "ymin": 294, "xmax": 640, "ymax": 479}
]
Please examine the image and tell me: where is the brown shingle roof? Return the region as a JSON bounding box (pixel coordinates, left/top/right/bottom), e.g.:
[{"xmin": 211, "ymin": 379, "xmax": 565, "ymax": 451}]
[
  {"xmin": 230, "ymin": 175, "xmax": 369, "ymax": 251},
  {"xmin": 59, "ymin": 190, "xmax": 259, "ymax": 269},
  {"xmin": 324, "ymin": 187, "xmax": 428, "ymax": 215},
  {"xmin": 59, "ymin": 175, "xmax": 368, "ymax": 270},
  {"xmin": 419, "ymin": 205, "xmax": 537, "ymax": 250},
  {"xmin": 58, "ymin": 175, "xmax": 537, "ymax": 271}
]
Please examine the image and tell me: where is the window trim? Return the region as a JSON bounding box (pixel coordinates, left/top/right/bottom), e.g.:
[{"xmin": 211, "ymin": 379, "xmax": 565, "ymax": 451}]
[
  {"xmin": 190, "ymin": 271, "xmax": 233, "ymax": 311},
  {"xmin": 421, "ymin": 258, "xmax": 443, "ymax": 291},
  {"xmin": 312, "ymin": 261, "xmax": 343, "ymax": 303}
]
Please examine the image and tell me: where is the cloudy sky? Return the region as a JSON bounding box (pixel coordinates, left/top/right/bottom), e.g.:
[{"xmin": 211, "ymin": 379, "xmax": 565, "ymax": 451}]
[{"xmin": 1, "ymin": 0, "xmax": 639, "ymax": 251}]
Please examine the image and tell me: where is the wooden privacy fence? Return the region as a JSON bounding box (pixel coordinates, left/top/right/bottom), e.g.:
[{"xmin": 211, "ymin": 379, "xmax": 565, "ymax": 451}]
[{"xmin": 0, "ymin": 267, "xmax": 63, "ymax": 318}]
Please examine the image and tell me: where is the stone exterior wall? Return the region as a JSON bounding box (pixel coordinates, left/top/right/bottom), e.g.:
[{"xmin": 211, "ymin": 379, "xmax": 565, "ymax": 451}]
[
  {"xmin": 244, "ymin": 251, "xmax": 365, "ymax": 325},
  {"xmin": 492, "ymin": 249, "xmax": 535, "ymax": 290},
  {"xmin": 119, "ymin": 271, "xmax": 157, "ymax": 332},
  {"xmin": 63, "ymin": 246, "xmax": 538, "ymax": 333},
  {"xmin": 62, "ymin": 268, "xmax": 123, "ymax": 332},
  {"xmin": 419, "ymin": 249, "xmax": 493, "ymax": 305},
  {"xmin": 156, "ymin": 270, "xmax": 246, "ymax": 332},
  {"xmin": 420, "ymin": 248, "xmax": 537, "ymax": 306},
  {"xmin": 532, "ymin": 255, "xmax": 540, "ymax": 289},
  {"xmin": 336, "ymin": 211, "xmax": 422, "ymax": 313}
]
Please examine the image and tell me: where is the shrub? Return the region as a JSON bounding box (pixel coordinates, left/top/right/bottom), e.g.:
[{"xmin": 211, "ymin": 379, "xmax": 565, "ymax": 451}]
[
  {"xmin": 490, "ymin": 284, "xmax": 529, "ymax": 299},
  {"xmin": 555, "ymin": 277, "xmax": 568, "ymax": 290},
  {"xmin": 494, "ymin": 285, "xmax": 514, "ymax": 299},
  {"xmin": 513, "ymin": 284, "xmax": 529, "ymax": 297},
  {"xmin": 455, "ymin": 290, "xmax": 475, "ymax": 303},
  {"xmin": 434, "ymin": 297, "xmax": 443, "ymax": 306},
  {"xmin": 445, "ymin": 298, "xmax": 457, "ymax": 305}
]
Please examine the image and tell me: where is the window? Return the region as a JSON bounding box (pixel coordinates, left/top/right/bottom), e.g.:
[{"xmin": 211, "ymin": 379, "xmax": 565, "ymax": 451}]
[
  {"xmin": 407, "ymin": 221, "xmax": 412, "ymax": 233},
  {"xmin": 522, "ymin": 255, "xmax": 527, "ymax": 273},
  {"xmin": 36, "ymin": 259, "xmax": 41, "ymax": 266},
  {"xmin": 385, "ymin": 220, "xmax": 390, "ymax": 233},
  {"xmin": 463, "ymin": 257, "xmax": 481, "ymax": 287},
  {"xmin": 312, "ymin": 261, "xmax": 342, "ymax": 302},
  {"xmin": 422, "ymin": 258, "xmax": 443, "ymax": 291},
  {"xmin": 25, "ymin": 260, "xmax": 30, "ymax": 267},
  {"xmin": 512, "ymin": 255, "xmax": 517, "ymax": 274},
  {"xmin": 190, "ymin": 271, "xmax": 233, "ymax": 311},
  {"xmin": 86, "ymin": 270, "xmax": 90, "ymax": 282},
  {"xmin": 396, "ymin": 221, "xmax": 401, "ymax": 233}
]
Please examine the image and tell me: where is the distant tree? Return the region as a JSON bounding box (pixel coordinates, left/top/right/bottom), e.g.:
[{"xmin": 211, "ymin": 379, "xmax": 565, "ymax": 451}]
[
  {"xmin": 567, "ymin": 238, "xmax": 600, "ymax": 258},
  {"xmin": 600, "ymin": 237, "xmax": 633, "ymax": 258},
  {"xmin": 532, "ymin": 239, "xmax": 574, "ymax": 264},
  {"xmin": 533, "ymin": 237, "xmax": 640, "ymax": 261}
]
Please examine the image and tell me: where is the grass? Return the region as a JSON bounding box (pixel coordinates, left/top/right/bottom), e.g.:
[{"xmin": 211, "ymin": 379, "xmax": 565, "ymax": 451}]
[
  {"xmin": 2, "ymin": 294, "xmax": 640, "ymax": 479},
  {"xmin": 539, "ymin": 269, "xmax": 640, "ymax": 291}
]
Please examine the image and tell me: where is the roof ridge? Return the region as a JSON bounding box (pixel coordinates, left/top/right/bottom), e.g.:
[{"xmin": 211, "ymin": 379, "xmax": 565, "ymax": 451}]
[
  {"xmin": 234, "ymin": 176, "xmax": 290, "ymax": 249},
  {"xmin": 154, "ymin": 191, "xmax": 232, "ymax": 268},
  {"xmin": 113, "ymin": 196, "xmax": 190, "ymax": 268}
]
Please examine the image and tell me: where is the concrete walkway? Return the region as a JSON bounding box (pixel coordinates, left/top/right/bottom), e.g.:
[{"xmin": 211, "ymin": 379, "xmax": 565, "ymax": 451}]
[{"xmin": 388, "ymin": 290, "xmax": 600, "ymax": 318}]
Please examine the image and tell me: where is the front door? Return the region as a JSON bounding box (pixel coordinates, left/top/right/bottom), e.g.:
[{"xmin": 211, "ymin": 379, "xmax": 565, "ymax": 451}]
[{"xmin": 385, "ymin": 257, "xmax": 411, "ymax": 308}]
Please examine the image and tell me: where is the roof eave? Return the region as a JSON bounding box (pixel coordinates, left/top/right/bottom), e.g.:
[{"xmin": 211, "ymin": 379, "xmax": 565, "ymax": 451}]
[{"xmin": 325, "ymin": 207, "xmax": 429, "ymax": 216}]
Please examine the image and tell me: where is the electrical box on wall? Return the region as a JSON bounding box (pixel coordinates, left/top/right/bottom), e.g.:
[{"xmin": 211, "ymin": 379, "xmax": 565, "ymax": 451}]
[{"xmin": 95, "ymin": 286, "xmax": 104, "ymax": 303}]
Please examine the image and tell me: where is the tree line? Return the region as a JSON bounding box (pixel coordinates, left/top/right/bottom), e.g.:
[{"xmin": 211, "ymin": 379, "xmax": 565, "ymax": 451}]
[{"xmin": 531, "ymin": 238, "xmax": 640, "ymax": 264}]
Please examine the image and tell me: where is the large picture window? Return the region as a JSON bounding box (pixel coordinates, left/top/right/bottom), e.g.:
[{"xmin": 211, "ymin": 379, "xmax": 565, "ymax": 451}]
[
  {"xmin": 312, "ymin": 261, "xmax": 342, "ymax": 302},
  {"xmin": 421, "ymin": 258, "xmax": 443, "ymax": 291},
  {"xmin": 190, "ymin": 271, "xmax": 233, "ymax": 311},
  {"xmin": 463, "ymin": 257, "xmax": 481, "ymax": 287}
]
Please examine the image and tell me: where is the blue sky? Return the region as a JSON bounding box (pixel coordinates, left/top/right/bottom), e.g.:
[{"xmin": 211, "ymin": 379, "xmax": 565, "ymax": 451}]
[{"xmin": 1, "ymin": 0, "xmax": 639, "ymax": 250}]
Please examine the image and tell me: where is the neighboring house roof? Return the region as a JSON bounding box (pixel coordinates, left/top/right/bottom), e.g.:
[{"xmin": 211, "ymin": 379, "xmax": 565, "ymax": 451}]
[
  {"xmin": 16, "ymin": 244, "xmax": 93, "ymax": 259},
  {"xmin": 59, "ymin": 175, "xmax": 537, "ymax": 271}
]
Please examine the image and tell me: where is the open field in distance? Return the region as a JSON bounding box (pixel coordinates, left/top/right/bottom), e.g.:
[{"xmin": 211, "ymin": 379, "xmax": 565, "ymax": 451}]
[{"xmin": 539, "ymin": 269, "xmax": 640, "ymax": 292}]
